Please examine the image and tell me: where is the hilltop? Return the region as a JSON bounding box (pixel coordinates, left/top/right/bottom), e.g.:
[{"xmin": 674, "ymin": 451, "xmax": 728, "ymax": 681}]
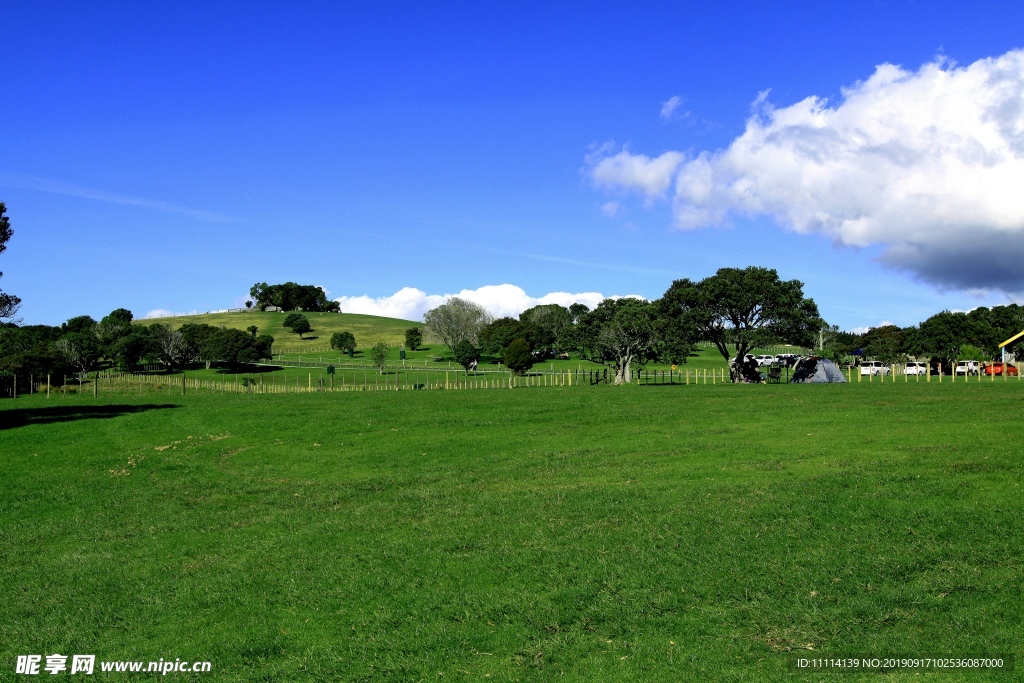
[{"xmin": 136, "ymin": 310, "xmax": 418, "ymax": 350}]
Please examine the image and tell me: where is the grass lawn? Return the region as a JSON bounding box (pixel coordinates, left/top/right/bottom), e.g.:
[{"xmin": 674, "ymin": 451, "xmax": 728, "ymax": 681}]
[{"xmin": 1, "ymin": 383, "xmax": 1020, "ymax": 681}]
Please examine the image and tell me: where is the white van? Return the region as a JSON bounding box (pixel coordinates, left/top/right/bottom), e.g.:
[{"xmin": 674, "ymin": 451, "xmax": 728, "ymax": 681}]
[
  {"xmin": 860, "ymin": 361, "xmax": 890, "ymax": 376},
  {"xmin": 905, "ymin": 361, "xmax": 927, "ymax": 375},
  {"xmin": 955, "ymin": 360, "xmax": 980, "ymax": 376}
]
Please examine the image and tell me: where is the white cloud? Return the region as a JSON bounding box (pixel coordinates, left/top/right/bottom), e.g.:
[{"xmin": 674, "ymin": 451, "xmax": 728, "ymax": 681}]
[
  {"xmin": 660, "ymin": 95, "xmax": 683, "ymax": 120},
  {"xmin": 589, "ymin": 49, "xmax": 1024, "ymax": 294},
  {"xmin": 334, "ymin": 285, "xmax": 609, "ymax": 321},
  {"xmin": 600, "ymin": 201, "xmax": 624, "ymax": 218},
  {"xmin": 588, "ymin": 147, "xmax": 685, "ymax": 199},
  {"xmin": 145, "ymin": 309, "xmax": 176, "ymax": 319}
]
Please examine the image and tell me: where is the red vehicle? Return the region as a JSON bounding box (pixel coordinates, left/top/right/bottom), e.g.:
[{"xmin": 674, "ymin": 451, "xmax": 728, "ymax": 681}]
[{"xmin": 983, "ymin": 362, "xmax": 1019, "ymax": 376}]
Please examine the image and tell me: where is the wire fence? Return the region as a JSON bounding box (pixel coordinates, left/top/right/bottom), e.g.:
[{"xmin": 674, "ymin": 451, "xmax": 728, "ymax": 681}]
[{"xmin": 4, "ymin": 361, "xmax": 1022, "ymax": 399}]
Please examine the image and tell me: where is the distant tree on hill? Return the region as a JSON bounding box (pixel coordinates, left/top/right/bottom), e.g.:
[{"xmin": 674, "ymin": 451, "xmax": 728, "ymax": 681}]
[
  {"xmin": 331, "ymin": 331, "xmax": 356, "ymax": 354},
  {"xmin": 502, "ymin": 338, "xmax": 533, "ymax": 375},
  {"xmin": 404, "ymin": 327, "xmax": 423, "ymax": 351},
  {"xmin": 453, "ymin": 339, "xmax": 479, "ymax": 372},
  {"xmin": 424, "ymin": 298, "xmax": 492, "ymax": 352},
  {"xmin": 249, "ymin": 282, "xmax": 340, "ymax": 312},
  {"xmin": 369, "ymin": 341, "xmax": 390, "ymax": 372},
  {"xmin": 283, "ymin": 313, "xmax": 311, "ymax": 339},
  {"xmin": 0, "ymin": 202, "xmax": 21, "ymax": 320},
  {"xmin": 246, "ymin": 325, "xmax": 258, "ymax": 338}
]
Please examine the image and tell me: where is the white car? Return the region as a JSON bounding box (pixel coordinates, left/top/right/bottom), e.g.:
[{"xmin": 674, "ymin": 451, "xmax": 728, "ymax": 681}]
[
  {"xmin": 955, "ymin": 360, "xmax": 980, "ymax": 376},
  {"xmin": 905, "ymin": 361, "xmax": 928, "ymax": 375},
  {"xmin": 860, "ymin": 360, "xmax": 890, "ymax": 376},
  {"xmin": 754, "ymin": 354, "xmax": 776, "ymax": 366}
]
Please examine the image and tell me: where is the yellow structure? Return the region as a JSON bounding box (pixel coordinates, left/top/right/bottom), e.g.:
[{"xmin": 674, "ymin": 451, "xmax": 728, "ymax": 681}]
[{"xmin": 999, "ymin": 330, "xmax": 1024, "ymax": 361}]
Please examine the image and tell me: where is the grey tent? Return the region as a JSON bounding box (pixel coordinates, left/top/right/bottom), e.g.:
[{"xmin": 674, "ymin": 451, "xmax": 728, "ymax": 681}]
[{"xmin": 790, "ymin": 357, "xmax": 847, "ymax": 383}]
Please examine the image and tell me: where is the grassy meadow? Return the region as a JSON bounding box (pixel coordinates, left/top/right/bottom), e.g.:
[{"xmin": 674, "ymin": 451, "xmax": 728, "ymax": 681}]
[
  {"xmin": 137, "ymin": 311, "xmax": 418, "ymax": 351},
  {"xmin": 2, "ymin": 381, "xmax": 1021, "ymax": 681}
]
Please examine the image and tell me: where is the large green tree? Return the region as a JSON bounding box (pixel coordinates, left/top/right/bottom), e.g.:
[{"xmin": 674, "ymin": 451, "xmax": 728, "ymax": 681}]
[
  {"xmin": 283, "ymin": 313, "xmax": 311, "ymax": 339},
  {"xmin": 576, "ymin": 298, "xmax": 659, "ymax": 384},
  {"xmin": 0, "ymin": 202, "xmax": 20, "ymax": 320},
  {"xmin": 478, "ymin": 317, "xmax": 530, "ymax": 357},
  {"xmin": 659, "ymin": 267, "xmax": 821, "ymax": 381},
  {"xmin": 330, "ymin": 331, "xmax": 357, "ymax": 354}
]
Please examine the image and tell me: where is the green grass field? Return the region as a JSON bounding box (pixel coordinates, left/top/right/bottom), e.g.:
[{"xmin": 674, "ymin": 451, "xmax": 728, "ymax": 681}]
[
  {"xmin": 2, "ymin": 383, "xmax": 1020, "ymax": 681},
  {"xmin": 137, "ymin": 311, "xmax": 419, "ymax": 350}
]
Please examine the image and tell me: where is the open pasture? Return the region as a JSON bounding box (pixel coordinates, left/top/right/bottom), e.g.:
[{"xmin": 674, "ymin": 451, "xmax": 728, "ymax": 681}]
[{"xmin": 2, "ymin": 383, "xmax": 1020, "ymax": 681}]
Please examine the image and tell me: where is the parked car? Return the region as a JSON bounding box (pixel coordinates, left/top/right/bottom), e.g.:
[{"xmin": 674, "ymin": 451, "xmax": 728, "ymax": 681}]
[
  {"xmin": 775, "ymin": 353, "xmax": 798, "ymax": 367},
  {"xmin": 905, "ymin": 361, "xmax": 928, "ymax": 375},
  {"xmin": 955, "ymin": 360, "xmax": 980, "ymax": 376},
  {"xmin": 754, "ymin": 354, "xmax": 776, "ymax": 366},
  {"xmin": 860, "ymin": 360, "xmax": 890, "ymax": 376},
  {"xmin": 983, "ymin": 362, "xmax": 1019, "ymax": 376}
]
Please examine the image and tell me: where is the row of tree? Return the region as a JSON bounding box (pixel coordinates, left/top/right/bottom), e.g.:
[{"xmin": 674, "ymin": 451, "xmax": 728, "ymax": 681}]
[
  {"xmin": 422, "ymin": 267, "xmax": 824, "ymax": 383},
  {"xmin": 248, "ymin": 282, "xmax": 339, "ymax": 312},
  {"xmin": 0, "ymin": 308, "xmax": 274, "ymax": 392}
]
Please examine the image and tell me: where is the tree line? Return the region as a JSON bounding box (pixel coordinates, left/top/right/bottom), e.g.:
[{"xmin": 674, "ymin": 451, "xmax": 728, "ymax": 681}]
[{"xmin": 0, "ymin": 309, "xmax": 274, "ymax": 392}]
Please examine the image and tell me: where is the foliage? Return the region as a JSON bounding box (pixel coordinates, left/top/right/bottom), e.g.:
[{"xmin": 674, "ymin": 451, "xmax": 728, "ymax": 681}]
[
  {"xmin": 452, "ymin": 339, "xmax": 480, "ymax": 372},
  {"xmin": 0, "ymin": 324, "xmax": 71, "ymax": 390},
  {"xmin": 519, "ymin": 304, "xmax": 571, "ymax": 353},
  {"xmin": 330, "ymin": 331, "xmax": 357, "ymax": 353},
  {"xmin": 55, "ymin": 331, "xmax": 103, "ymax": 378},
  {"xmin": 207, "ymin": 328, "xmax": 273, "ymax": 370},
  {"xmin": 179, "ymin": 323, "xmax": 221, "ymax": 370},
  {"xmin": 369, "ymin": 341, "xmax": 390, "ymax": 372},
  {"xmin": 501, "ymin": 338, "xmax": 533, "ymax": 375},
  {"xmin": 0, "ymin": 201, "xmax": 20, "ymax": 320},
  {"xmin": 957, "ymin": 344, "xmax": 987, "ymax": 361},
  {"xmin": 423, "ymin": 297, "xmax": 492, "ymax": 352},
  {"xmin": 110, "ymin": 329, "xmax": 156, "ymax": 371},
  {"xmin": 246, "ymin": 325, "xmax": 258, "ymax": 338},
  {"xmin": 576, "ymin": 298, "xmax": 659, "ymax": 384},
  {"xmin": 478, "ymin": 317, "xmax": 530, "ymax": 357},
  {"xmin": 249, "ymin": 282, "xmax": 340, "ymax": 312},
  {"xmin": 151, "ymin": 323, "xmax": 187, "ymax": 371},
  {"xmin": 861, "ymin": 325, "xmax": 906, "ymax": 365},
  {"xmin": 97, "ymin": 308, "xmax": 134, "ymax": 353},
  {"xmin": 404, "ymin": 327, "xmax": 423, "ymax": 351},
  {"xmin": 659, "ymin": 267, "xmax": 821, "ymax": 381},
  {"xmin": 283, "ymin": 313, "xmax": 312, "ymax": 339}
]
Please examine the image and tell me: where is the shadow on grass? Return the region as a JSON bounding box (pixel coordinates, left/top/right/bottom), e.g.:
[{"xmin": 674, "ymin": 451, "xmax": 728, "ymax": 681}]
[{"xmin": 0, "ymin": 403, "xmax": 180, "ymax": 430}]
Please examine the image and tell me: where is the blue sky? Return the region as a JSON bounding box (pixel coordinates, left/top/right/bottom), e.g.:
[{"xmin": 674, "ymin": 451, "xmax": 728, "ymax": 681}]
[{"xmin": 4, "ymin": 2, "xmax": 1024, "ymax": 329}]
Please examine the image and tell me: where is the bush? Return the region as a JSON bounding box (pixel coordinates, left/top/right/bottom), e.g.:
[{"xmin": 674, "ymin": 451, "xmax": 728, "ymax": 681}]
[
  {"xmin": 331, "ymin": 331, "xmax": 356, "ymax": 353},
  {"xmin": 369, "ymin": 341, "xmax": 390, "ymax": 372},
  {"xmin": 453, "ymin": 339, "xmax": 479, "ymax": 371},
  {"xmin": 503, "ymin": 338, "xmax": 534, "ymax": 375}
]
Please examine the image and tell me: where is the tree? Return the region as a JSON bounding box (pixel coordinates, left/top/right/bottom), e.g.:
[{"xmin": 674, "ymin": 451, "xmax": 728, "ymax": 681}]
[
  {"xmin": 502, "ymin": 338, "xmax": 533, "ymax": 375},
  {"xmin": 249, "ymin": 282, "xmax": 340, "ymax": 312},
  {"xmin": 423, "ymin": 298, "xmax": 492, "ymax": 353},
  {"xmin": 659, "ymin": 267, "xmax": 821, "ymax": 382},
  {"xmin": 283, "ymin": 313, "xmax": 311, "ymax": 339},
  {"xmin": 330, "ymin": 331, "xmax": 356, "ymax": 354},
  {"xmin": 55, "ymin": 331, "xmax": 103, "ymax": 378},
  {"xmin": 453, "ymin": 339, "xmax": 480, "ymax": 372},
  {"xmin": 151, "ymin": 323, "xmax": 186, "ymax": 371},
  {"xmin": 0, "ymin": 202, "xmax": 21, "ymax": 320},
  {"xmin": 404, "ymin": 327, "xmax": 423, "ymax": 351},
  {"xmin": 859, "ymin": 325, "xmax": 906, "ymax": 365},
  {"xmin": 520, "ymin": 304, "xmax": 571, "ymax": 353},
  {"xmin": 369, "ymin": 341, "xmax": 390, "ymax": 372},
  {"xmin": 577, "ymin": 298, "xmax": 659, "ymax": 384},
  {"xmin": 180, "ymin": 323, "xmax": 221, "ymax": 369},
  {"xmin": 97, "ymin": 308, "xmax": 134, "ymax": 356},
  {"xmin": 110, "ymin": 329, "xmax": 155, "ymax": 371},
  {"xmin": 207, "ymin": 328, "xmax": 271, "ymax": 370},
  {"xmin": 478, "ymin": 317, "xmax": 529, "ymax": 357},
  {"xmin": 246, "ymin": 325, "xmax": 258, "ymax": 339}
]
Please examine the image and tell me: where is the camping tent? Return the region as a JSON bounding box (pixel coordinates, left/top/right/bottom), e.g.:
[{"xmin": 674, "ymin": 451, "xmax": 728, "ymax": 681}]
[{"xmin": 790, "ymin": 357, "xmax": 847, "ymax": 383}]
